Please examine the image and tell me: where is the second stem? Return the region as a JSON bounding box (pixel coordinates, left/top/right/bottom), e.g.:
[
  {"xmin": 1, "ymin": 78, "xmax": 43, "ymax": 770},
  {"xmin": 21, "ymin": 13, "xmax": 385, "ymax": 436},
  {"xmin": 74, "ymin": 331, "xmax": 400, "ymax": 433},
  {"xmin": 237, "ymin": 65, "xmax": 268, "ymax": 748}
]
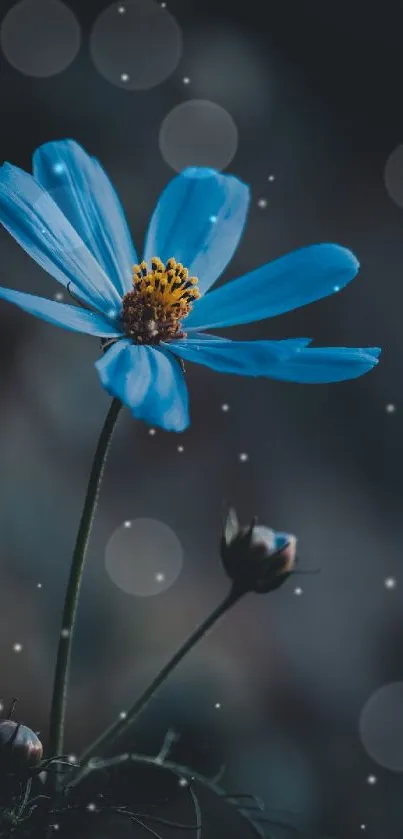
[{"xmin": 77, "ymin": 584, "xmax": 245, "ymax": 767}]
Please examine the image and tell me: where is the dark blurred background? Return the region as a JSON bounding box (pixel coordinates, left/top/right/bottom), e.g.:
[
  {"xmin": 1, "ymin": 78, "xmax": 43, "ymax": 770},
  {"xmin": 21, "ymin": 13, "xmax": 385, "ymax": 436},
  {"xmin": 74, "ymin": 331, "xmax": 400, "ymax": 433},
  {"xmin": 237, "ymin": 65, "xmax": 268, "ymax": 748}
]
[{"xmin": 0, "ymin": 0, "xmax": 402, "ymax": 835}]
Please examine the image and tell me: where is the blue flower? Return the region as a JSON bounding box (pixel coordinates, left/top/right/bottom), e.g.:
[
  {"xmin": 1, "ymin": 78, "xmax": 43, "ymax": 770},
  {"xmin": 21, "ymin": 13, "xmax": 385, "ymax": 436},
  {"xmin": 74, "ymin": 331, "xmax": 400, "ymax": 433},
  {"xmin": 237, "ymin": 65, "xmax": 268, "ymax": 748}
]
[{"xmin": 0, "ymin": 139, "xmax": 380, "ymax": 431}]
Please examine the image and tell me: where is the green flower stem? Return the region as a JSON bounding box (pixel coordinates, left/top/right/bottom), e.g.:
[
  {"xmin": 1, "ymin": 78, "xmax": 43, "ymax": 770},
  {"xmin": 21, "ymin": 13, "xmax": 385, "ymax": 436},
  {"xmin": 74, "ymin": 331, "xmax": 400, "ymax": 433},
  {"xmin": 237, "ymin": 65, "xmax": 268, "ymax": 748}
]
[
  {"xmin": 77, "ymin": 584, "xmax": 246, "ymax": 768},
  {"xmin": 48, "ymin": 397, "xmax": 122, "ymax": 765}
]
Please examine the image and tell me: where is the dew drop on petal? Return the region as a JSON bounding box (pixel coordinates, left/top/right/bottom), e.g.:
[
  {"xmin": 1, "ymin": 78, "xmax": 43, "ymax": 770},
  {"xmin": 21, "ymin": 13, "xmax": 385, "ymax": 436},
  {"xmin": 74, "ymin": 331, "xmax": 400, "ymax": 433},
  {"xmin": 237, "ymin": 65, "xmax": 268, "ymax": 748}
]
[
  {"xmin": 105, "ymin": 518, "xmax": 183, "ymax": 596},
  {"xmin": 1, "ymin": 0, "xmax": 81, "ymax": 77},
  {"xmin": 90, "ymin": 0, "xmax": 182, "ymax": 90},
  {"xmin": 159, "ymin": 99, "xmax": 238, "ymax": 172},
  {"xmin": 360, "ymin": 683, "xmax": 403, "ymax": 772}
]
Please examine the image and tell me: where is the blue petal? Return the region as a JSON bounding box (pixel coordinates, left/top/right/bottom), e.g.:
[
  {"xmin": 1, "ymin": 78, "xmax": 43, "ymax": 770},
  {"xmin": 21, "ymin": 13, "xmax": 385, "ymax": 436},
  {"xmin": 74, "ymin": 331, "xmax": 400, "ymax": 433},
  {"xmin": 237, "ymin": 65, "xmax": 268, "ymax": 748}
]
[
  {"xmin": 95, "ymin": 339, "xmax": 189, "ymax": 431},
  {"xmin": 262, "ymin": 346, "xmax": 381, "ymax": 383},
  {"xmin": 143, "ymin": 167, "xmax": 250, "ymax": 294},
  {"xmin": 0, "ymin": 287, "xmax": 124, "ymax": 337},
  {"xmin": 0, "ymin": 163, "xmax": 122, "ymax": 315},
  {"xmin": 274, "ymin": 532, "xmax": 291, "ymax": 550},
  {"xmin": 183, "ymin": 331, "xmax": 229, "ymax": 341},
  {"xmin": 166, "ymin": 338, "xmax": 312, "ymax": 375},
  {"xmin": 185, "ymin": 244, "xmax": 359, "ymax": 330},
  {"xmin": 33, "ymin": 140, "xmax": 137, "ymax": 297}
]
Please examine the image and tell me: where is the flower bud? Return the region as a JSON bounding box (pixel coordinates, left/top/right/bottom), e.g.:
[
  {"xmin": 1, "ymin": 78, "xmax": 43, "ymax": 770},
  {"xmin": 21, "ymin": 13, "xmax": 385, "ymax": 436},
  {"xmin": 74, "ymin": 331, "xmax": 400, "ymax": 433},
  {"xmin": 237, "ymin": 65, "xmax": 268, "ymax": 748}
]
[
  {"xmin": 220, "ymin": 508, "xmax": 297, "ymax": 594},
  {"xmin": 0, "ymin": 721, "xmax": 43, "ymax": 774}
]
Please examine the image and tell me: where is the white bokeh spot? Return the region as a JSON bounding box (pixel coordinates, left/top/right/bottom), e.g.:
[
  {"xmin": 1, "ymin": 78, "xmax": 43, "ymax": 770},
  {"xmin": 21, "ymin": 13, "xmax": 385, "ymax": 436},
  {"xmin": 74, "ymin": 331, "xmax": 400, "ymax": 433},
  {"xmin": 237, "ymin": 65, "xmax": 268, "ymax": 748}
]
[{"xmin": 105, "ymin": 517, "xmax": 183, "ymax": 596}]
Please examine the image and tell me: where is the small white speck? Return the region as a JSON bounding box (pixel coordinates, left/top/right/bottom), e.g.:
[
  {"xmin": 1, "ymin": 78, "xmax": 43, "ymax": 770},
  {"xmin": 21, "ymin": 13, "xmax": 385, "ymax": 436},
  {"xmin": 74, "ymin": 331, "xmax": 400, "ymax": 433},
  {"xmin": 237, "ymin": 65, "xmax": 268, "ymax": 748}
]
[
  {"xmin": 257, "ymin": 198, "xmax": 267, "ymax": 209},
  {"xmin": 53, "ymin": 291, "xmax": 64, "ymax": 302},
  {"xmin": 52, "ymin": 163, "xmax": 64, "ymax": 175},
  {"xmin": 52, "ymin": 825, "xmax": 60, "ymax": 831},
  {"xmin": 360, "ymin": 826, "xmax": 366, "ymax": 831},
  {"xmin": 41, "ymin": 228, "xmax": 46, "ymax": 234},
  {"xmin": 87, "ymin": 803, "xmax": 96, "ymax": 812},
  {"xmin": 367, "ymin": 774, "xmax": 377, "ymax": 785},
  {"xmin": 177, "ymin": 445, "xmax": 184, "ymax": 453},
  {"xmin": 294, "ymin": 587, "xmax": 303, "ymax": 596},
  {"xmin": 214, "ymin": 702, "xmax": 221, "ymax": 709},
  {"xmin": 209, "ymin": 215, "xmax": 217, "ymax": 223},
  {"xmin": 61, "ymin": 628, "xmax": 70, "ymax": 639},
  {"xmin": 0, "ymin": 702, "xmax": 4, "ymax": 713},
  {"xmin": 37, "ymin": 582, "xmax": 42, "ymax": 589},
  {"xmin": 119, "ymin": 710, "xmax": 127, "ymax": 720},
  {"xmin": 179, "ymin": 777, "xmax": 188, "ymax": 787},
  {"xmin": 124, "ymin": 520, "xmax": 132, "ymax": 528},
  {"xmin": 118, "ymin": 4, "xmax": 126, "ymax": 11},
  {"xmin": 155, "ymin": 572, "xmax": 165, "ymax": 583},
  {"xmin": 221, "ymin": 403, "xmax": 230, "ymax": 412},
  {"xmin": 120, "ymin": 72, "xmax": 130, "ymax": 83},
  {"xmin": 182, "ymin": 76, "xmax": 191, "ymax": 84},
  {"xmin": 268, "ymin": 174, "xmax": 275, "ymax": 182},
  {"xmin": 161, "ymin": 1, "xmax": 167, "ymax": 6},
  {"xmin": 13, "ymin": 643, "xmax": 23, "ymax": 653},
  {"xmin": 333, "ymin": 285, "xmax": 340, "ymax": 292},
  {"xmin": 149, "ymin": 428, "xmax": 157, "ymax": 436},
  {"xmin": 384, "ymin": 576, "xmax": 397, "ymax": 589},
  {"xmin": 67, "ymin": 754, "xmax": 77, "ymax": 764},
  {"xmin": 239, "ymin": 452, "xmax": 249, "ymax": 462},
  {"xmin": 386, "ymin": 403, "xmax": 396, "ymax": 413}
]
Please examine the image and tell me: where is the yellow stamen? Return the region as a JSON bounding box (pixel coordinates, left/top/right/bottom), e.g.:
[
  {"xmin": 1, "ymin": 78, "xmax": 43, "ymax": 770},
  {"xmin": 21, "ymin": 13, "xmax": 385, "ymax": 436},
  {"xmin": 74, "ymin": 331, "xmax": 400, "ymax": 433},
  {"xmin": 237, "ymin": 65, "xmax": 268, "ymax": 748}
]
[{"xmin": 121, "ymin": 256, "xmax": 200, "ymax": 345}]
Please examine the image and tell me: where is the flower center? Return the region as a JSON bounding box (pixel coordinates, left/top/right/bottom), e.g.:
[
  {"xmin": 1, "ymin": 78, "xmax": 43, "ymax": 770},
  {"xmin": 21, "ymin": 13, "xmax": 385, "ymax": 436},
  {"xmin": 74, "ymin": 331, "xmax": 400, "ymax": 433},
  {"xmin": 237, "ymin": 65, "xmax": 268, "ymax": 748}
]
[{"xmin": 121, "ymin": 257, "xmax": 200, "ymax": 344}]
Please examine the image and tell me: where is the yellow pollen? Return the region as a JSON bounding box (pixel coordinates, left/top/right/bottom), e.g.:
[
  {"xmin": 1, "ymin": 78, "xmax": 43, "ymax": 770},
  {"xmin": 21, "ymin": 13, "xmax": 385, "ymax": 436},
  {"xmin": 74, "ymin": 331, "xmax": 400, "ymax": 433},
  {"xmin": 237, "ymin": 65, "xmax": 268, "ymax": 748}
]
[{"xmin": 122, "ymin": 256, "xmax": 200, "ymax": 345}]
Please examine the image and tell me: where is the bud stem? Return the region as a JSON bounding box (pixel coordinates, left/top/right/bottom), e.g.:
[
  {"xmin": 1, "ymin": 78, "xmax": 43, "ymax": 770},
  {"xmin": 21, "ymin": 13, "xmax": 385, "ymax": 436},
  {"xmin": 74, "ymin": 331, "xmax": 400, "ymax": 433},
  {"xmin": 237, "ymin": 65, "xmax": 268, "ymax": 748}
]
[
  {"xmin": 48, "ymin": 398, "xmax": 122, "ymax": 780},
  {"xmin": 74, "ymin": 584, "xmax": 245, "ymax": 771}
]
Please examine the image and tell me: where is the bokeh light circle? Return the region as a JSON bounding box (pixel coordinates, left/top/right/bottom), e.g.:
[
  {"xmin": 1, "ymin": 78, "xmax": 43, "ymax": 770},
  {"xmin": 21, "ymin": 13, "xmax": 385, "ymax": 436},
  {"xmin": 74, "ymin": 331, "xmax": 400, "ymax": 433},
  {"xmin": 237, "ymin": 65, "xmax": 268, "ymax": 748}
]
[
  {"xmin": 359, "ymin": 682, "xmax": 403, "ymax": 771},
  {"xmin": 159, "ymin": 99, "xmax": 238, "ymax": 172},
  {"xmin": 90, "ymin": 0, "xmax": 182, "ymax": 90},
  {"xmin": 384, "ymin": 145, "xmax": 403, "ymax": 208},
  {"xmin": 0, "ymin": 0, "xmax": 81, "ymax": 78},
  {"xmin": 105, "ymin": 518, "xmax": 183, "ymax": 596}
]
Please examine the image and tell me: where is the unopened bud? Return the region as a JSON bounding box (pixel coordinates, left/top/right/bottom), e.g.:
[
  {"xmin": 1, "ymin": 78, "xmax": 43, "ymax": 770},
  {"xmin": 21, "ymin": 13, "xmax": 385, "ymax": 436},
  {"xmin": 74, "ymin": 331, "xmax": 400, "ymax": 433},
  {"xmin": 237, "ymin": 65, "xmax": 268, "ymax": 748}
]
[{"xmin": 220, "ymin": 508, "xmax": 297, "ymax": 594}]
